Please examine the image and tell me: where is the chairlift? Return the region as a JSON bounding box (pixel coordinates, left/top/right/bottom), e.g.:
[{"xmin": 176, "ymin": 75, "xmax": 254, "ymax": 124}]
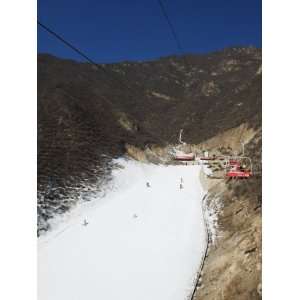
[{"xmin": 223, "ymin": 156, "xmax": 253, "ymax": 179}]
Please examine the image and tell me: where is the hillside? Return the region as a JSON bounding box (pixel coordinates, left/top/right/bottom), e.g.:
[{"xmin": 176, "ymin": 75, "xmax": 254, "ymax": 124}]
[
  {"xmin": 37, "ymin": 46, "xmax": 261, "ymax": 234},
  {"xmin": 194, "ymin": 125, "xmax": 262, "ymax": 300}
]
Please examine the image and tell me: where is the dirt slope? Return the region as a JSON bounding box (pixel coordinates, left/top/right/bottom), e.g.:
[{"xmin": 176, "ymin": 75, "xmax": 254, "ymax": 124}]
[{"xmin": 194, "ymin": 125, "xmax": 262, "ymax": 300}]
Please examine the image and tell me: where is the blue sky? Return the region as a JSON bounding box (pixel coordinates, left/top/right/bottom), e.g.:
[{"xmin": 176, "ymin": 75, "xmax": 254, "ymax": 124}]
[{"xmin": 38, "ymin": 0, "xmax": 261, "ymax": 63}]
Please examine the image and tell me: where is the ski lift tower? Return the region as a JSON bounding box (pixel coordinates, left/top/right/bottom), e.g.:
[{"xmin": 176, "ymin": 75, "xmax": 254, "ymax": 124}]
[
  {"xmin": 178, "ymin": 129, "xmax": 186, "ymax": 145},
  {"xmin": 240, "ymin": 141, "xmax": 245, "ymax": 156}
]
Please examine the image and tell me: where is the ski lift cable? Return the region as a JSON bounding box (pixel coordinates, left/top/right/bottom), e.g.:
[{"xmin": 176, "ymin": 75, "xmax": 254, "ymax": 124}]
[
  {"xmin": 37, "ymin": 20, "xmax": 141, "ymax": 98},
  {"xmin": 156, "ymin": 0, "xmax": 190, "ymax": 70},
  {"xmin": 38, "ymin": 21, "xmax": 99, "ymax": 68},
  {"xmin": 156, "ymin": 0, "xmax": 185, "ymax": 56}
]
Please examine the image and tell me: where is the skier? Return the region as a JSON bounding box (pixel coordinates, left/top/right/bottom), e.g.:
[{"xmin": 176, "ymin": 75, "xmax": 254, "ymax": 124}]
[
  {"xmin": 146, "ymin": 182, "xmax": 151, "ymax": 188},
  {"xmin": 82, "ymin": 219, "xmax": 88, "ymax": 226},
  {"xmin": 180, "ymin": 183, "xmax": 183, "ymax": 189}
]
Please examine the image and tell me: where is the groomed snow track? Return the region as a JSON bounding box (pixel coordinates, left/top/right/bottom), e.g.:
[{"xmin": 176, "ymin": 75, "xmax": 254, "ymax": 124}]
[{"xmin": 38, "ymin": 159, "xmax": 209, "ymax": 300}]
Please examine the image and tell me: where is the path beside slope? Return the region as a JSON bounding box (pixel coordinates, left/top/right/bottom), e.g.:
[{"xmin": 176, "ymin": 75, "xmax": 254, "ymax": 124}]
[{"xmin": 38, "ymin": 160, "xmax": 207, "ymax": 300}]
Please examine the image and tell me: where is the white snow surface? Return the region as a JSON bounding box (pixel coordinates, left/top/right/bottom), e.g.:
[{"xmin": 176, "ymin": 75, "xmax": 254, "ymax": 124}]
[
  {"xmin": 203, "ymin": 196, "xmax": 222, "ymax": 245},
  {"xmin": 38, "ymin": 159, "xmax": 207, "ymax": 300}
]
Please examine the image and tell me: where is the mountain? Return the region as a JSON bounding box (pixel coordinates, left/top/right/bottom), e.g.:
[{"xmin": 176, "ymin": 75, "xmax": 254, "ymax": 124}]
[{"xmin": 37, "ymin": 46, "xmax": 261, "ymax": 234}]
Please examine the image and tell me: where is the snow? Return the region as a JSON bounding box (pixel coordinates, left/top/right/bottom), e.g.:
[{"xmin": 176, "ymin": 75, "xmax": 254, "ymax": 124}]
[
  {"xmin": 200, "ymin": 160, "xmax": 213, "ymax": 176},
  {"xmin": 38, "ymin": 159, "xmax": 207, "ymax": 300},
  {"xmin": 203, "ymin": 196, "xmax": 222, "ymax": 245}
]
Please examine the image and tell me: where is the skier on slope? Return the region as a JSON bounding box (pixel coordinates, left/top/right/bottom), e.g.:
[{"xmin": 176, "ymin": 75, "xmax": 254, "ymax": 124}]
[{"xmin": 146, "ymin": 182, "xmax": 151, "ymax": 188}]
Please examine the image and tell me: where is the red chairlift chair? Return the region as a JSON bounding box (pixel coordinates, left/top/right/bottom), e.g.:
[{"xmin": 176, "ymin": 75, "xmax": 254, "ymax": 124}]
[{"xmin": 225, "ymin": 156, "xmax": 252, "ymax": 179}]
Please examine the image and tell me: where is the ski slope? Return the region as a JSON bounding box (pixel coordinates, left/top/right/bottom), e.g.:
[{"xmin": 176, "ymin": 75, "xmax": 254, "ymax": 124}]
[{"xmin": 38, "ymin": 159, "xmax": 207, "ymax": 300}]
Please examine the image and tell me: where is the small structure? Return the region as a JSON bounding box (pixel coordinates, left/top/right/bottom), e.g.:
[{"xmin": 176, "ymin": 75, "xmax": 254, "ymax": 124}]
[
  {"xmin": 199, "ymin": 154, "xmax": 216, "ymax": 161},
  {"xmin": 172, "ymin": 129, "xmax": 195, "ymax": 161},
  {"xmin": 174, "ymin": 152, "xmax": 195, "ymax": 161}
]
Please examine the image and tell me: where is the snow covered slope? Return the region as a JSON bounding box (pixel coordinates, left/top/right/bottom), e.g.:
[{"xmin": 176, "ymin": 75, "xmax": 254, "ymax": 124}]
[{"xmin": 38, "ymin": 159, "xmax": 207, "ymax": 300}]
